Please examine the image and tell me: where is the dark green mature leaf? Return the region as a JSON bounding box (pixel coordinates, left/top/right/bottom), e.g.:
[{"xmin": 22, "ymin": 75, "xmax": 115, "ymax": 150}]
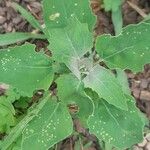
[
  {"xmin": 48, "ymin": 17, "xmax": 93, "ymax": 79},
  {"xmin": 57, "ymin": 74, "xmax": 93, "ymax": 123},
  {"xmin": 22, "ymin": 101, "xmax": 73, "ymax": 150},
  {"xmin": 0, "ymin": 33, "xmax": 46, "ymax": 46},
  {"xmin": 43, "ymin": 0, "xmax": 96, "ymax": 31},
  {"xmin": 88, "ymin": 96, "xmax": 144, "ymax": 149},
  {"xmin": 0, "ymin": 43, "xmax": 53, "ymax": 97},
  {"xmin": 83, "ymin": 65, "xmax": 128, "ymax": 110},
  {"xmin": 14, "ymin": 97, "xmax": 30, "ymax": 109},
  {"xmin": 96, "ymin": 22, "xmax": 150, "ymax": 72},
  {"xmin": 11, "ymin": 3, "xmax": 43, "ymax": 31}
]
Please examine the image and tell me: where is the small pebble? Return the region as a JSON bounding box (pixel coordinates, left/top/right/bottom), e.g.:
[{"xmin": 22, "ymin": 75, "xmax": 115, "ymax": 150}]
[
  {"xmin": 0, "ymin": 16, "xmax": 6, "ymax": 24},
  {"xmin": 133, "ymin": 145, "xmax": 143, "ymax": 150},
  {"xmin": 138, "ymin": 138, "xmax": 147, "ymax": 147},
  {"xmin": 12, "ymin": 17, "xmax": 22, "ymax": 25},
  {"xmin": 145, "ymin": 142, "xmax": 150, "ymax": 150},
  {"xmin": 146, "ymin": 133, "xmax": 150, "ymax": 142},
  {"xmin": 140, "ymin": 91, "xmax": 150, "ymax": 101},
  {"xmin": 140, "ymin": 79, "xmax": 148, "ymax": 89}
]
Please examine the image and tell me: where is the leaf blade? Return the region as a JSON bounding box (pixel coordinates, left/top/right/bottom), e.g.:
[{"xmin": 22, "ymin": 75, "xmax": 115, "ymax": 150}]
[
  {"xmin": 96, "ymin": 22, "xmax": 150, "ymax": 72},
  {"xmin": 103, "ymin": 0, "xmax": 123, "ymax": 12},
  {"xmin": 22, "ymin": 101, "xmax": 73, "ymax": 150},
  {"xmin": 88, "ymin": 96, "xmax": 144, "ymax": 149},
  {"xmin": 57, "ymin": 74, "xmax": 93, "ymax": 124},
  {"xmin": 0, "ymin": 43, "xmax": 53, "ymax": 97},
  {"xmin": 0, "ymin": 32, "xmax": 46, "ymax": 46},
  {"xmin": 48, "ymin": 17, "xmax": 93, "ymax": 79},
  {"xmin": 0, "ymin": 92, "xmax": 51, "ymax": 150},
  {"xmin": 112, "ymin": 6, "xmax": 123, "ymax": 35},
  {"xmin": 43, "ymin": 0, "xmax": 96, "ymax": 31},
  {"xmin": 115, "ymin": 69, "xmax": 131, "ymax": 95},
  {"xmin": 83, "ymin": 65, "xmax": 128, "ymax": 110}
]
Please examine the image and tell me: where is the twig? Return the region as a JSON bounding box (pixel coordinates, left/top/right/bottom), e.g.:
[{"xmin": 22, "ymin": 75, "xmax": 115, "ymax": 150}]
[
  {"xmin": 27, "ymin": 4, "xmax": 40, "ymax": 20},
  {"xmin": 70, "ymin": 137, "xmax": 73, "ymax": 150},
  {"xmin": 127, "ymin": 1, "xmax": 147, "ymax": 18}
]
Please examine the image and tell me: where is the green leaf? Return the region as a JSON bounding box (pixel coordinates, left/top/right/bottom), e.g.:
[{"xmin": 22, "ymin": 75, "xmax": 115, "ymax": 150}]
[
  {"xmin": 88, "ymin": 96, "xmax": 144, "ymax": 149},
  {"xmin": 83, "ymin": 65, "xmax": 128, "ymax": 110},
  {"xmin": 115, "ymin": 69, "xmax": 131, "ymax": 95},
  {"xmin": 7, "ymin": 136, "xmax": 22, "ymax": 150},
  {"xmin": 0, "ymin": 86, "xmax": 20, "ymax": 133},
  {"xmin": 4, "ymin": 86, "xmax": 21, "ymax": 104},
  {"xmin": 0, "ymin": 92, "xmax": 51, "ymax": 150},
  {"xmin": 0, "ymin": 43, "xmax": 54, "ymax": 97},
  {"xmin": 96, "ymin": 22, "xmax": 150, "ymax": 72},
  {"xmin": 14, "ymin": 97, "xmax": 30, "ymax": 109},
  {"xmin": 11, "ymin": 2, "xmax": 43, "ymax": 31},
  {"xmin": 0, "ymin": 33, "xmax": 46, "ymax": 46},
  {"xmin": 103, "ymin": 0, "xmax": 123, "ymax": 12},
  {"xmin": 48, "ymin": 17, "xmax": 93, "ymax": 79},
  {"xmin": 43, "ymin": 0, "xmax": 96, "ymax": 31},
  {"xmin": 0, "ymin": 95, "xmax": 15, "ymax": 133},
  {"xmin": 57, "ymin": 74, "xmax": 93, "ymax": 123},
  {"xmin": 112, "ymin": 6, "xmax": 123, "ymax": 35},
  {"xmin": 52, "ymin": 62, "xmax": 70, "ymax": 74},
  {"xmin": 22, "ymin": 101, "xmax": 73, "ymax": 150},
  {"xmin": 103, "ymin": 0, "xmax": 123, "ymax": 35}
]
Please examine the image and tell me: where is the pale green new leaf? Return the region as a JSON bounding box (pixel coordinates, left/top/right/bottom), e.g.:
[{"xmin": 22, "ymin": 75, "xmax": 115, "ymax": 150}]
[
  {"xmin": 22, "ymin": 101, "xmax": 73, "ymax": 150},
  {"xmin": 96, "ymin": 22, "xmax": 150, "ymax": 72},
  {"xmin": 48, "ymin": 17, "xmax": 93, "ymax": 79},
  {"xmin": 88, "ymin": 96, "xmax": 144, "ymax": 149},
  {"xmin": 103, "ymin": 0, "xmax": 123, "ymax": 12},
  {"xmin": 83, "ymin": 65, "xmax": 128, "ymax": 110},
  {"xmin": 112, "ymin": 6, "xmax": 123, "ymax": 35},
  {"xmin": 0, "ymin": 44, "xmax": 54, "ymax": 97},
  {"xmin": 43, "ymin": 0, "xmax": 96, "ymax": 31},
  {"xmin": 103, "ymin": 0, "xmax": 123, "ymax": 35},
  {"xmin": 11, "ymin": 3, "xmax": 43, "ymax": 31},
  {"xmin": 57, "ymin": 74, "xmax": 93, "ymax": 123},
  {"xmin": 0, "ymin": 33, "xmax": 46, "ymax": 46}
]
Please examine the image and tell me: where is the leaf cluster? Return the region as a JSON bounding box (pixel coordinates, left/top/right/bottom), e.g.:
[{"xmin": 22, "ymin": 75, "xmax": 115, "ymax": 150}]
[{"xmin": 0, "ymin": 0, "xmax": 150, "ymax": 150}]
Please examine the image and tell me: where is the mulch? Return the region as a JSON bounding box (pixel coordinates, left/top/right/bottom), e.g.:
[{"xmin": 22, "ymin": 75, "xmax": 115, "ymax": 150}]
[
  {"xmin": 0, "ymin": 0, "xmax": 150, "ymax": 150},
  {"xmin": 0, "ymin": 0, "xmax": 42, "ymax": 33}
]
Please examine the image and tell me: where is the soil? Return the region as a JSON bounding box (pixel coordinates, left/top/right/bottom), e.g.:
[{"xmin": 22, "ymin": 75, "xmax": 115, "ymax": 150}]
[{"xmin": 0, "ymin": 0, "xmax": 150, "ymax": 150}]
